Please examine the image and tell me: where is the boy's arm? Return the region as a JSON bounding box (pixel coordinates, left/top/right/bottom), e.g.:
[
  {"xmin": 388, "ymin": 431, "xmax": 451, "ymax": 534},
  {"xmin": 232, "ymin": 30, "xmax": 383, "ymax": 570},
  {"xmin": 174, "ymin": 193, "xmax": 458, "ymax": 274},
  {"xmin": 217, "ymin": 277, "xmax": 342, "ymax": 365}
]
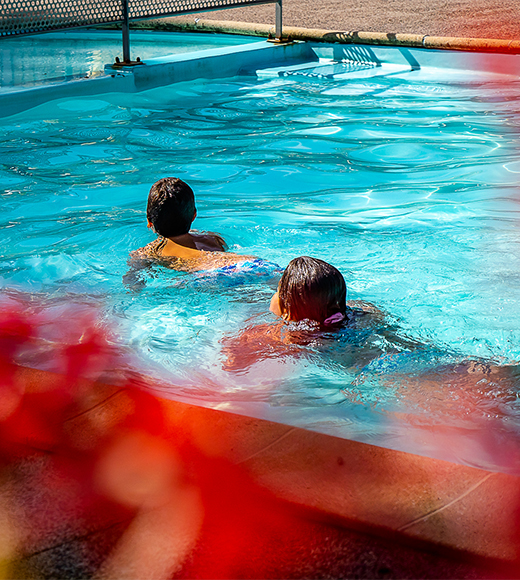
[{"xmin": 123, "ymin": 251, "xmax": 154, "ymax": 292}]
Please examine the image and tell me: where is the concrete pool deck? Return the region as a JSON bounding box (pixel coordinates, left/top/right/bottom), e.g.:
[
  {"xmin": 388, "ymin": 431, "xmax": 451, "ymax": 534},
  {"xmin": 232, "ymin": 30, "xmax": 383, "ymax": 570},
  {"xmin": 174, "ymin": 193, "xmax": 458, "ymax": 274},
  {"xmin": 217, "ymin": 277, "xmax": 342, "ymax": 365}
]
[
  {"xmin": 163, "ymin": 0, "xmax": 520, "ymax": 42},
  {"xmin": 3, "ymin": 366, "xmax": 520, "ymax": 578}
]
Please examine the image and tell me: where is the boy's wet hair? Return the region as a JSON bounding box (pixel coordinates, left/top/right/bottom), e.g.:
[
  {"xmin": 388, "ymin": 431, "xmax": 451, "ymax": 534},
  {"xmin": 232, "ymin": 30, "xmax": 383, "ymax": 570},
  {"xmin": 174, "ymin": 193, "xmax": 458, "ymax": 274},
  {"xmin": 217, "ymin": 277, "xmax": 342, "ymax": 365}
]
[
  {"xmin": 147, "ymin": 177, "xmax": 196, "ymax": 238},
  {"xmin": 278, "ymin": 256, "xmax": 346, "ymax": 323}
]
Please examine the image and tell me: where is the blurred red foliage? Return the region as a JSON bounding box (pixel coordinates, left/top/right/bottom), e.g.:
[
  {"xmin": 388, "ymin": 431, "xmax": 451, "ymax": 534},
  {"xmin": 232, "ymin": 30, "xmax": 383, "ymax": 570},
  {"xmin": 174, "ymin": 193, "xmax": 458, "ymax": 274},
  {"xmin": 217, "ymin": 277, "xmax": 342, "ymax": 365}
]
[{"xmin": 0, "ymin": 299, "xmax": 333, "ymax": 579}]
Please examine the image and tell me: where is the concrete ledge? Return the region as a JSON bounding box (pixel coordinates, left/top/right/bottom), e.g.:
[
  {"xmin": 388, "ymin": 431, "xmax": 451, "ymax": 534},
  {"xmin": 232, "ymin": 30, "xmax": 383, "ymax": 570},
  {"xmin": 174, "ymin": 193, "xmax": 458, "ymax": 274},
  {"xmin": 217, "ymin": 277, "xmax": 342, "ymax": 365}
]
[
  {"xmin": 136, "ymin": 17, "xmax": 520, "ymax": 54},
  {"xmin": 0, "ymin": 73, "xmax": 135, "ymax": 117},
  {"xmin": 155, "ymin": 393, "xmax": 520, "ymax": 565},
  {"xmin": 128, "ymin": 39, "xmax": 313, "ymax": 90},
  {"xmin": 3, "ymin": 27, "xmax": 519, "ymax": 118},
  {"xmin": 0, "ymin": 40, "xmax": 311, "ymax": 116}
]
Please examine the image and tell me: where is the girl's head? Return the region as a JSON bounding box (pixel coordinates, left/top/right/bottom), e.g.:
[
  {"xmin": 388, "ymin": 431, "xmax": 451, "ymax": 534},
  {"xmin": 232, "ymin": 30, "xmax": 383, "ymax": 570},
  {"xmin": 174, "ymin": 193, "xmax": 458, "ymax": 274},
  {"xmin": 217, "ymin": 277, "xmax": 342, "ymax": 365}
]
[{"xmin": 270, "ymin": 256, "xmax": 347, "ymax": 324}]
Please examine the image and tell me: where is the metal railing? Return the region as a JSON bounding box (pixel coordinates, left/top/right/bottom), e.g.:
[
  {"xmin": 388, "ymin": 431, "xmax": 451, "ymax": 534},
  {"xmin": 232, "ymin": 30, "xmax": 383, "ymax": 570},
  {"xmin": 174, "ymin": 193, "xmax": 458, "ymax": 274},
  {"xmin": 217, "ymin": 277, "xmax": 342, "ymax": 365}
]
[{"xmin": 0, "ymin": 0, "xmax": 283, "ymax": 63}]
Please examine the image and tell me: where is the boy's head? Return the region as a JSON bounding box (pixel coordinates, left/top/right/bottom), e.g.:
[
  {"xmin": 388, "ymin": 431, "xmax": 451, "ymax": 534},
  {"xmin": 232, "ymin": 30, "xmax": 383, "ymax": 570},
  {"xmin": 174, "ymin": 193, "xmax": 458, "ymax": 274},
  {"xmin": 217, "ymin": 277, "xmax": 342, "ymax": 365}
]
[
  {"xmin": 146, "ymin": 177, "xmax": 196, "ymax": 238},
  {"xmin": 274, "ymin": 256, "xmax": 346, "ymax": 323}
]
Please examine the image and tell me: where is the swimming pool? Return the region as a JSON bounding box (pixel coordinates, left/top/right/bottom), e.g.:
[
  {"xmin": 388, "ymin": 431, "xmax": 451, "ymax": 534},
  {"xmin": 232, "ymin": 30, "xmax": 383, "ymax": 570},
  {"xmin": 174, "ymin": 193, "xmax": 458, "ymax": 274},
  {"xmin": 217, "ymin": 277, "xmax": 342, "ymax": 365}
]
[
  {"xmin": 0, "ymin": 29, "xmax": 258, "ymax": 90},
  {"xmin": 2, "ymin": 32, "xmax": 520, "ymax": 473}
]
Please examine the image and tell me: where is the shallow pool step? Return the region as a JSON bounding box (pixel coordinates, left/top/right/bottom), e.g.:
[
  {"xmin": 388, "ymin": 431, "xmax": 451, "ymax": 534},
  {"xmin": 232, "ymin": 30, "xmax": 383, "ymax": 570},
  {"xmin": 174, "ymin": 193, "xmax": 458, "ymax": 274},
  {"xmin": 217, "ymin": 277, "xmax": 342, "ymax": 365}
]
[
  {"xmin": 255, "ymin": 59, "xmax": 417, "ymax": 81},
  {"xmin": 256, "ymin": 59, "xmax": 378, "ymax": 80}
]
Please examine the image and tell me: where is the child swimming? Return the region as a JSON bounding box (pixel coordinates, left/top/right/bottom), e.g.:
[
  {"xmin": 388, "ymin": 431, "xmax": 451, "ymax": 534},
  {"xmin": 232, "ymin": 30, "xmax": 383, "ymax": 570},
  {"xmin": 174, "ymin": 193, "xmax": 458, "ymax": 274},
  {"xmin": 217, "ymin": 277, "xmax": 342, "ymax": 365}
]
[
  {"xmin": 222, "ymin": 256, "xmax": 385, "ymax": 373},
  {"xmin": 128, "ymin": 177, "xmax": 255, "ymax": 273},
  {"xmin": 269, "ymin": 256, "xmax": 380, "ymax": 326},
  {"xmin": 223, "ymin": 256, "xmax": 520, "ymax": 431}
]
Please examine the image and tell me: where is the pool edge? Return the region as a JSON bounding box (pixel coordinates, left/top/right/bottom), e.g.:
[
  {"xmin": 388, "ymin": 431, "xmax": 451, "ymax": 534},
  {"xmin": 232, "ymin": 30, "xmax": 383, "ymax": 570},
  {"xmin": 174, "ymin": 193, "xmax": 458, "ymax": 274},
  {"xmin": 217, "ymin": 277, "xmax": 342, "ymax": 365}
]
[
  {"xmin": 0, "ymin": 40, "xmax": 310, "ymax": 117},
  {"xmin": 2, "ymin": 29, "xmax": 520, "ymax": 118},
  {"xmin": 156, "ymin": 391, "xmax": 520, "ymax": 567},
  {"xmin": 129, "ymin": 17, "xmax": 520, "ymax": 54}
]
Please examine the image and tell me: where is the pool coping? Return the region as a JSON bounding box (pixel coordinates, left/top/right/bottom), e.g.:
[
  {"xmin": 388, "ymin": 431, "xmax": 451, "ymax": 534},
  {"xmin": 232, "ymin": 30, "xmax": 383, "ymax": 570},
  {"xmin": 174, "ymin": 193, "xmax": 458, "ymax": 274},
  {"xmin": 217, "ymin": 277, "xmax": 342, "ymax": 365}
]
[
  {"xmin": 156, "ymin": 391, "xmax": 520, "ymax": 570},
  {"xmin": 127, "ymin": 16, "xmax": 520, "ymax": 54}
]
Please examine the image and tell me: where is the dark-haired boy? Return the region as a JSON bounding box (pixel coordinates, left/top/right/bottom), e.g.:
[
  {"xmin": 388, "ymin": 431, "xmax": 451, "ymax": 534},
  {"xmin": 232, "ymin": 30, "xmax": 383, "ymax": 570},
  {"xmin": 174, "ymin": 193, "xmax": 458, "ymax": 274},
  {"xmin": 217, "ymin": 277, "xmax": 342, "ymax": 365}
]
[{"xmin": 127, "ymin": 177, "xmax": 252, "ymax": 276}]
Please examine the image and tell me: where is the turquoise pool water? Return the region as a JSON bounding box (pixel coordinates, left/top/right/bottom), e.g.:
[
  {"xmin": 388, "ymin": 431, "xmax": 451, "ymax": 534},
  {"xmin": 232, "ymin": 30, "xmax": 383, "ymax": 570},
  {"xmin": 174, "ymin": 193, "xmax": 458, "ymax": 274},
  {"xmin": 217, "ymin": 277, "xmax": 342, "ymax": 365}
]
[{"xmin": 1, "ymin": 39, "xmax": 520, "ymax": 471}]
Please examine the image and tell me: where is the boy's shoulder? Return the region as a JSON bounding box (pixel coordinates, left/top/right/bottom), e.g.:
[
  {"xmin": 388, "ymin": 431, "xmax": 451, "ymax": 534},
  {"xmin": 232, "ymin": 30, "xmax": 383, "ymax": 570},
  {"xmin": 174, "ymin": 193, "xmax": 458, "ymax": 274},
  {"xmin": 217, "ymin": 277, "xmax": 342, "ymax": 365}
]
[
  {"xmin": 190, "ymin": 230, "xmax": 228, "ymax": 252},
  {"xmin": 129, "ymin": 238, "xmax": 166, "ymax": 262},
  {"xmin": 128, "ymin": 237, "xmax": 255, "ymax": 273}
]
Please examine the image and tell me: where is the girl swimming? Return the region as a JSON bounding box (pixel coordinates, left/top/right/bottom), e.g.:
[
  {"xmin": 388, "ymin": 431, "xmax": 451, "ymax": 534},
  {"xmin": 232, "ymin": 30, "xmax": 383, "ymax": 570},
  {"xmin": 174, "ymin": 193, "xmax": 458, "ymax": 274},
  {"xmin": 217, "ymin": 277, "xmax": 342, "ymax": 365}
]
[
  {"xmin": 269, "ymin": 256, "xmax": 380, "ymax": 326},
  {"xmin": 222, "ymin": 256, "xmax": 383, "ymax": 373},
  {"xmin": 269, "ymin": 256, "xmax": 347, "ymax": 324}
]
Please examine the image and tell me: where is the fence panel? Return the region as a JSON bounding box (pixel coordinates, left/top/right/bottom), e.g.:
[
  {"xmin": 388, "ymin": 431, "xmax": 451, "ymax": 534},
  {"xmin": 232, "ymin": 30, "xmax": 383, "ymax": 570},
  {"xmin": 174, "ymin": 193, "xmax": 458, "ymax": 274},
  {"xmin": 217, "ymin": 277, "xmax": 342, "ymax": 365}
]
[{"xmin": 0, "ymin": 0, "xmax": 281, "ymax": 37}]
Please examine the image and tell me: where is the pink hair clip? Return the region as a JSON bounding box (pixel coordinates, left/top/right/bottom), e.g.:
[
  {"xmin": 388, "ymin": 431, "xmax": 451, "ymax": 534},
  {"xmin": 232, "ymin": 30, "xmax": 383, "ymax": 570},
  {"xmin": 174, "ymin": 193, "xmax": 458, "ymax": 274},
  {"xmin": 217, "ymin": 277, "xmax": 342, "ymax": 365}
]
[{"xmin": 323, "ymin": 312, "xmax": 345, "ymax": 325}]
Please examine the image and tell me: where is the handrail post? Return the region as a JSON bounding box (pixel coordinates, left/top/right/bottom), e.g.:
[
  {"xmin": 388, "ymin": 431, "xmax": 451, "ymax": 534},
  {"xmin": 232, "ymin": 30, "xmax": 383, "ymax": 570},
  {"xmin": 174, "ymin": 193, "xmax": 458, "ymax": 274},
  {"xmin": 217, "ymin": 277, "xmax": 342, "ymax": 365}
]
[
  {"xmin": 122, "ymin": 0, "xmax": 131, "ymax": 63},
  {"xmin": 275, "ymin": 0, "xmax": 282, "ymax": 40}
]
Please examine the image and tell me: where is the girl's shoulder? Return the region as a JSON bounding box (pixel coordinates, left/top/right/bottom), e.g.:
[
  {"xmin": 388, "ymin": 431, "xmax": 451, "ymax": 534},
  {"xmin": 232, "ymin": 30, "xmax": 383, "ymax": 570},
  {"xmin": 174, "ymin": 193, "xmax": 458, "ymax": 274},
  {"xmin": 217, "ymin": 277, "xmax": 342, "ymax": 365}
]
[
  {"xmin": 345, "ymin": 300, "xmax": 385, "ymax": 327},
  {"xmin": 347, "ymin": 300, "xmax": 383, "ymax": 314}
]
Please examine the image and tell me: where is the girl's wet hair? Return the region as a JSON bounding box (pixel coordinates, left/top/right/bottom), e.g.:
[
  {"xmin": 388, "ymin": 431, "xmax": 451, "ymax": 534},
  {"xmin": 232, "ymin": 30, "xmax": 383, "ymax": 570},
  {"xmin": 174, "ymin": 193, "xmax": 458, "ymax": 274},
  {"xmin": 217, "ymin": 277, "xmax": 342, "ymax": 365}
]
[
  {"xmin": 147, "ymin": 177, "xmax": 196, "ymax": 238},
  {"xmin": 278, "ymin": 256, "xmax": 347, "ymax": 323}
]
